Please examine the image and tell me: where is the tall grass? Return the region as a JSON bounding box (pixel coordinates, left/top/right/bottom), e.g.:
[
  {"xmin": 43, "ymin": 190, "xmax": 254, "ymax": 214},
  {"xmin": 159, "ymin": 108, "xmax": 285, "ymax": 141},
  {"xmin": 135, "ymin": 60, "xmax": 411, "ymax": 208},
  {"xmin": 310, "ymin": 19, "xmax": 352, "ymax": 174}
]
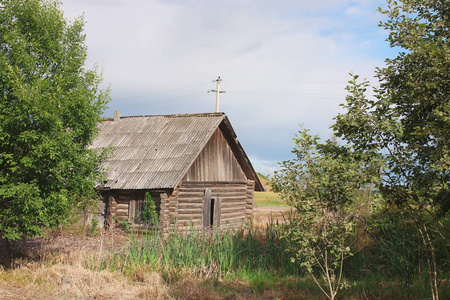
[{"xmin": 100, "ymin": 216, "xmax": 302, "ymax": 280}]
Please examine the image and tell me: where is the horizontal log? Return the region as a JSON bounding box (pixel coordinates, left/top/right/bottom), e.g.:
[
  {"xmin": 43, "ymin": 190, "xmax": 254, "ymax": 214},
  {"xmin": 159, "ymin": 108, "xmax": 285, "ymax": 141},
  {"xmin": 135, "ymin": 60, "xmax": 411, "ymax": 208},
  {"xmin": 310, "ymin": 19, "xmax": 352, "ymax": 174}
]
[
  {"xmin": 222, "ymin": 210, "xmax": 246, "ymax": 217},
  {"xmin": 176, "ymin": 215, "xmax": 202, "ymax": 222},
  {"xmin": 179, "ymin": 187, "xmax": 247, "ymax": 193},
  {"xmin": 177, "ymin": 192, "xmax": 204, "ymax": 198},
  {"xmin": 177, "ymin": 187, "xmax": 206, "ymax": 193},
  {"xmin": 221, "ymin": 202, "xmax": 246, "ymax": 209},
  {"xmin": 222, "ymin": 208, "xmax": 245, "ymax": 215},
  {"xmin": 168, "ymin": 219, "xmax": 201, "ymax": 226},
  {"xmin": 181, "ymin": 181, "xmax": 248, "ymax": 186},
  {"xmin": 178, "ymin": 205, "xmax": 203, "ymax": 211},
  {"xmin": 177, "ymin": 198, "xmax": 202, "ymax": 203},
  {"xmin": 221, "ymin": 218, "xmax": 246, "ymax": 225},
  {"xmin": 177, "ymin": 208, "xmax": 202, "ymax": 215},
  {"xmin": 177, "ymin": 197, "xmax": 247, "ymax": 204},
  {"xmin": 219, "ymin": 196, "xmax": 247, "ymax": 202}
]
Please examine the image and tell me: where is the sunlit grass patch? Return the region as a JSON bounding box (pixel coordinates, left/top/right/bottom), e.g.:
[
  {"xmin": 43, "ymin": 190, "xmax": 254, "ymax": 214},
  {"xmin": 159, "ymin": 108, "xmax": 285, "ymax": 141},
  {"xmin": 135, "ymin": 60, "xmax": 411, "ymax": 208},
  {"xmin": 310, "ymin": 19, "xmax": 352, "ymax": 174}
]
[{"xmin": 254, "ymin": 191, "xmax": 288, "ymax": 207}]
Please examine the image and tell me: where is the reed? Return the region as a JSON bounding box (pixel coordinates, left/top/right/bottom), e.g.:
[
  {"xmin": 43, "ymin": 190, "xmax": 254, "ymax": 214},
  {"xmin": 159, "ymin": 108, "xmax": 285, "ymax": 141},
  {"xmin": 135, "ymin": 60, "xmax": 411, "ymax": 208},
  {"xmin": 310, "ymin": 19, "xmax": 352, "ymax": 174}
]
[{"xmin": 105, "ymin": 215, "xmax": 302, "ymax": 280}]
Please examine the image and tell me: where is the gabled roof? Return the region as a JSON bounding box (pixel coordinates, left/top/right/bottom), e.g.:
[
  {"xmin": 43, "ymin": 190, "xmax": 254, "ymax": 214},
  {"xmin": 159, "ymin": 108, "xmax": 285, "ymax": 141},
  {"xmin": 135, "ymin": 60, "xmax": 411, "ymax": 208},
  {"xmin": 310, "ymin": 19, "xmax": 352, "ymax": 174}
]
[{"xmin": 91, "ymin": 113, "xmax": 263, "ymax": 191}]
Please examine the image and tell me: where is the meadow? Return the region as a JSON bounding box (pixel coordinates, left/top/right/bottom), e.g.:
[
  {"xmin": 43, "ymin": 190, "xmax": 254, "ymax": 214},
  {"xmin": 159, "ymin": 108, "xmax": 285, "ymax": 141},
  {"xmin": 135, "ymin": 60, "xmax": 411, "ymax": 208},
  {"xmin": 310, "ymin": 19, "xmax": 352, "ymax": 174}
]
[
  {"xmin": 1, "ymin": 213, "xmax": 449, "ymax": 299},
  {"xmin": 0, "ymin": 176, "xmax": 449, "ymax": 299}
]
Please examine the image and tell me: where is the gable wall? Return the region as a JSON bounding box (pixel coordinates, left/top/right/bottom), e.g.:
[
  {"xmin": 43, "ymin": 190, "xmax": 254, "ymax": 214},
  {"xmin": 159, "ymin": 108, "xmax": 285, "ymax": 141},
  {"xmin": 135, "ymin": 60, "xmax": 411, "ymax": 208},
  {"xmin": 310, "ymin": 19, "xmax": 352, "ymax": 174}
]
[{"xmin": 183, "ymin": 128, "xmax": 247, "ymax": 182}]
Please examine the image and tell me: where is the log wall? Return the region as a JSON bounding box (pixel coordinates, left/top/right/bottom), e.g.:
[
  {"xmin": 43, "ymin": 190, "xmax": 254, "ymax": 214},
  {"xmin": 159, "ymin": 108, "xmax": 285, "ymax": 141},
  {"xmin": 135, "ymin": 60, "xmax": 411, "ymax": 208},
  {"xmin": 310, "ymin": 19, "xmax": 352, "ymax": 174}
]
[
  {"xmin": 246, "ymin": 179, "xmax": 255, "ymax": 219},
  {"xmin": 171, "ymin": 181, "xmax": 250, "ymax": 231},
  {"xmin": 102, "ymin": 190, "xmax": 164, "ymax": 227},
  {"xmin": 102, "ymin": 182, "xmax": 255, "ymax": 233}
]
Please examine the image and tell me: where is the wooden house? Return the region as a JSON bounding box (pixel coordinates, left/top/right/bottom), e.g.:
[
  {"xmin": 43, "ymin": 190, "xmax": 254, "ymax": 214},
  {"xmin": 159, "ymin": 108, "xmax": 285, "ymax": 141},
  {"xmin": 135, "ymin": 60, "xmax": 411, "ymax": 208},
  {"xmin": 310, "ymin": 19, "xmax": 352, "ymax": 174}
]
[{"xmin": 90, "ymin": 112, "xmax": 263, "ymax": 231}]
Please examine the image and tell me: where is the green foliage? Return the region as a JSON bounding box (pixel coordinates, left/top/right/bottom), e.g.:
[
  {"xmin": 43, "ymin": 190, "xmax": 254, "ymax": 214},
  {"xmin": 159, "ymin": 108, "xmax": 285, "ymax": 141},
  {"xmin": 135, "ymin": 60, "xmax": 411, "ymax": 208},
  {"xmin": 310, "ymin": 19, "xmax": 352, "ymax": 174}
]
[
  {"xmin": 140, "ymin": 192, "xmax": 158, "ymax": 226},
  {"xmin": 332, "ymin": 1, "xmax": 450, "ymax": 298},
  {"xmin": 0, "ymin": 0, "xmax": 109, "ymax": 241},
  {"xmin": 122, "ymin": 220, "xmax": 130, "ymax": 233},
  {"xmin": 272, "ymin": 128, "xmax": 379, "ymax": 300},
  {"xmin": 88, "ymin": 217, "xmax": 99, "ymax": 237}
]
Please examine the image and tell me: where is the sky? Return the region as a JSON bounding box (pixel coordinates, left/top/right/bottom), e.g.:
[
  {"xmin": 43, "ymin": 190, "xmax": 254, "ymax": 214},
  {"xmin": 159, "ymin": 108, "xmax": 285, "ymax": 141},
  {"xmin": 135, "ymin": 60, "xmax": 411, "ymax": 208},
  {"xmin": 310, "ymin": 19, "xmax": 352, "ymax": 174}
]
[{"xmin": 61, "ymin": 0, "xmax": 398, "ymax": 175}]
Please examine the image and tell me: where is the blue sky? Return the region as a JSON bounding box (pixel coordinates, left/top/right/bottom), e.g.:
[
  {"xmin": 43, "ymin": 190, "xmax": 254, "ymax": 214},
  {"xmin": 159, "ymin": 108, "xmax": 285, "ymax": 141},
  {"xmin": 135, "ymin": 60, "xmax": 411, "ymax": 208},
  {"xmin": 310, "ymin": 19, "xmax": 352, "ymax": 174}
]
[{"xmin": 61, "ymin": 0, "xmax": 398, "ymax": 175}]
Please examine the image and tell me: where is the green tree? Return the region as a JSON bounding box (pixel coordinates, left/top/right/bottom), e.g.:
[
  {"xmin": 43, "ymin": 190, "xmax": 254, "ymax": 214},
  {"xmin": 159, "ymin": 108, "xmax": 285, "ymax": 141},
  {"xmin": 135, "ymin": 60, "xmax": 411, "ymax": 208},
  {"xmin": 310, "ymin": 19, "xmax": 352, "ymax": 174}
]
[
  {"xmin": 333, "ymin": 1, "xmax": 450, "ymax": 299},
  {"xmin": 272, "ymin": 129, "xmax": 378, "ymax": 300},
  {"xmin": 0, "ymin": 0, "xmax": 109, "ymax": 241}
]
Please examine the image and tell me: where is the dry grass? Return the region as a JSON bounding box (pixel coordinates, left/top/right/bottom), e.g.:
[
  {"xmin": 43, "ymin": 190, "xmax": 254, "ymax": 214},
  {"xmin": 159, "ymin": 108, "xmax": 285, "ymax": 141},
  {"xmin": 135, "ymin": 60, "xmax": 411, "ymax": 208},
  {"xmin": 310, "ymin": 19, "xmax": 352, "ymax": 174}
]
[
  {"xmin": 0, "ymin": 250, "xmax": 307, "ymax": 300},
  {"xmin": 0, "ymin": 253, "xmax": 170, "ymax": 300},
  {"xmin": 170, "ymin": 277, "xmax": 314, "ymax": 300},
  {"xmin": 0, "ymin": 231, "xmax": 172, "ymax": 300},
  {"xmin": 252, "ymin": 206, "xmax": 293, "ymax": 229},
  {"xmin": 0, "ymin": 207, "xmax": 306, "ymax": 300}
]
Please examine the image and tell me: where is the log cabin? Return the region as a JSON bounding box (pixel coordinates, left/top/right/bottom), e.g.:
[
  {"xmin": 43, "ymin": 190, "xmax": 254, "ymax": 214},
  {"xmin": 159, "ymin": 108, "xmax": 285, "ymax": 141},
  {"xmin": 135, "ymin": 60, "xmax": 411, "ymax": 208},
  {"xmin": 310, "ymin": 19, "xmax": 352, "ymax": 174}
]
[{"xmin": 90, "ymin": 112, "xmax": 263, "ymax": 232}]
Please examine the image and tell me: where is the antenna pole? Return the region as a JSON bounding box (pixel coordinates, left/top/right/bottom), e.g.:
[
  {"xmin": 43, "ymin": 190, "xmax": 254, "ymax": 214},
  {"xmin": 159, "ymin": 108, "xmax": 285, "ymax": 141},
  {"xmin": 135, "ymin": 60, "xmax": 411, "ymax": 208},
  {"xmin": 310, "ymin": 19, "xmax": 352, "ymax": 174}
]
[{"xmin": 208, "ymin": 76, "xmax": 226, "ymax": 112}]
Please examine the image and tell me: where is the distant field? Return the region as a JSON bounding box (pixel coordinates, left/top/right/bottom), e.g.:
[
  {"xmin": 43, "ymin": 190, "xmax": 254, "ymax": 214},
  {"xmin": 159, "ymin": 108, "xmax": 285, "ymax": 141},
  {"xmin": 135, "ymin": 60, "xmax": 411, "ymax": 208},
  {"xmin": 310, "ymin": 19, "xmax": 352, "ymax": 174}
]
[
  {"xmin": 254, "ymin": 191, "xmax": 288, "ymax": 207},
  {"xmin": 255, "ymin": 173, "xmax": 289, "ymax": 207}
]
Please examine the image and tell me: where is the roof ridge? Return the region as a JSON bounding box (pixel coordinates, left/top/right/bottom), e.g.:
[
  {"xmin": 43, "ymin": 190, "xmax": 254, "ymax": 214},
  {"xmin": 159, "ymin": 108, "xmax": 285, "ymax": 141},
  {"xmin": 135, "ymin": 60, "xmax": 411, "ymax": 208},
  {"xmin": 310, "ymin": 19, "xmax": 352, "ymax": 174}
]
[{"xmin": 101, "ymin": 112, "xmax": 225, "ymax": 122}]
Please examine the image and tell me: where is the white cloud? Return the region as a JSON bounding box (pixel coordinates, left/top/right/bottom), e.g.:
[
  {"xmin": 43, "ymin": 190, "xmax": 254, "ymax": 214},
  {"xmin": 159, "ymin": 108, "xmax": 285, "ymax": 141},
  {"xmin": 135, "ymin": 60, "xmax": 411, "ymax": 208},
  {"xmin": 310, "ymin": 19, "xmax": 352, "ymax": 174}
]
[{"xmin": 60, "ymin": 0, "xmax": 391, "ymax": 173}]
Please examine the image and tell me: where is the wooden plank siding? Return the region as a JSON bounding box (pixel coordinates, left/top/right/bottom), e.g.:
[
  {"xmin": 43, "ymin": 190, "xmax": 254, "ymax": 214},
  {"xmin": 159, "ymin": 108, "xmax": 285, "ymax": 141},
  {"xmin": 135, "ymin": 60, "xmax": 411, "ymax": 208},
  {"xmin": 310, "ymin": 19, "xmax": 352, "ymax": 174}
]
[{"xmin": 183, "ymin": 128, "xmax": 246, "ymax": 182}]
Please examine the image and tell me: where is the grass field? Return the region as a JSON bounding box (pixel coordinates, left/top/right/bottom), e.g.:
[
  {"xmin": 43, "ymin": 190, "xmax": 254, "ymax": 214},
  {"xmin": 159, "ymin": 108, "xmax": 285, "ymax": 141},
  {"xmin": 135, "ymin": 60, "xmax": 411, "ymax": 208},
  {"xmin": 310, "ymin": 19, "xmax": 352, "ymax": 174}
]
[
  {"xmin": 254, "ymin": 173, "xmax": 288, "ymax": 207},
  {"xmin": 254, "ymin": 191, "xmax": 288, "ymax": 207}
]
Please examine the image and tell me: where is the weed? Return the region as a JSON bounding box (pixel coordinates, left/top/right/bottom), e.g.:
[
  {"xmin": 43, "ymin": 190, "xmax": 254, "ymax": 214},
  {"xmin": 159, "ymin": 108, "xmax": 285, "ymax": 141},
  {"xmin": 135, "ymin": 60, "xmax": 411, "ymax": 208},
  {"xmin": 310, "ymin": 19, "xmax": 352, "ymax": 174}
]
[
  {"xmin": 88, "ymin": 218, "xmax": 99, "ymax": 237},
  {"xmin": 122, "ymin": 220, "xmax": 130, "ymax": 233}
]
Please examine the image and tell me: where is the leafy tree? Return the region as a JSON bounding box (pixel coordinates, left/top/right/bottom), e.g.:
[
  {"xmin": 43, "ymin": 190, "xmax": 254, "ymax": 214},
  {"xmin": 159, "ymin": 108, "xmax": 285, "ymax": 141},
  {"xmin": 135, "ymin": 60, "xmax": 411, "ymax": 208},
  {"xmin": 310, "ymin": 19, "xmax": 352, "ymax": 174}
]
[
  {"xmin": 272, "ymin": 129, "xmax": 378, "ymax": 300},
  {"xmin": 0, "ymin": 0, "xmax": 109, "ymax": 241},
  {"xmin": 333, "ymin": 1, "xmax": 449, "ymax": 299}
]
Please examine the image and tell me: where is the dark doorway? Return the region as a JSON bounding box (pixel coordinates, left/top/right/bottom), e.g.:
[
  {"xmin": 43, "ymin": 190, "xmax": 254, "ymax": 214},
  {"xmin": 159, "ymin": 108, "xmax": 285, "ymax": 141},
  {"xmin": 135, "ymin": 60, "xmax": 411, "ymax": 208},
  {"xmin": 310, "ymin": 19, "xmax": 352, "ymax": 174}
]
[
  {"xmin": 210, "ymin": 197, "xmax": 215, "ymax": 227},
  {"xmin": 203, "ymin": 189, "xmax": 220, "ymax": 229}
]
